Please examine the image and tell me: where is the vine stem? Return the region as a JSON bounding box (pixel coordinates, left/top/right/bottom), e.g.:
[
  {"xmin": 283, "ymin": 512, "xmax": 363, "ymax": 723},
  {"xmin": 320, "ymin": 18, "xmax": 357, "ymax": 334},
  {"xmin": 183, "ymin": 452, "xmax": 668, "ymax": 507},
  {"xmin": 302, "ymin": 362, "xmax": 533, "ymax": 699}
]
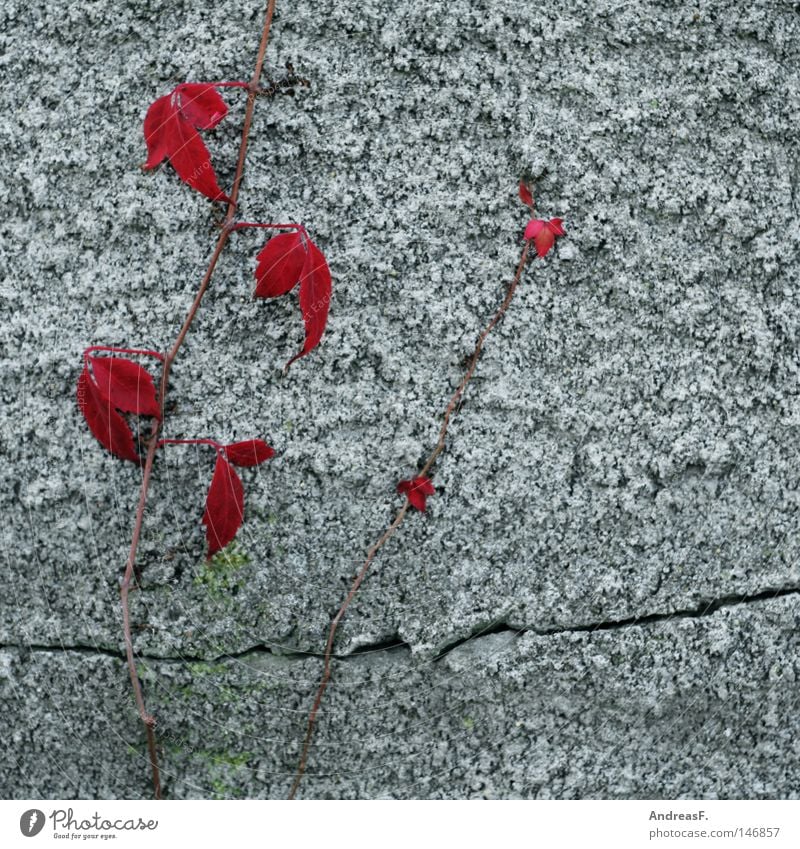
[
  {"xmin": 288, "ymin": 239, "xmax": 532, "ymax": 799},
  {"xmin": 84, "ymin": 345, "xmax": 165, "ymax": 362},
  {"xmin": 232, "ymin": 221, "xmax": 305, "ymax": 233},
  {"xmin": 119, "ymin": 0, "xmax": 277, "ymax": 800},
  {"xmin": 157, "ymin": 437, "xmax": 224, "ymax": 451}
]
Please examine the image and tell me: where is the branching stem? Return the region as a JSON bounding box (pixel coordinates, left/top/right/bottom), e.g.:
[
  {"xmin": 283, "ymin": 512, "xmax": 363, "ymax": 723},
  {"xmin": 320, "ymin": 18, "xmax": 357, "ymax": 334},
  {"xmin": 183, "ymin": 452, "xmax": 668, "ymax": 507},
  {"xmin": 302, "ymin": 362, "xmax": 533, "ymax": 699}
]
[
  {"xmin": 157, "ymin": 437, "xmax": 224, "ymax": 452},
  {"xmin": 288, "ymin": 239, "xmax": 533, "ymax": 798},
  {"xmin": 232, "ymin": 221, "xmax": 305, "ymax": 233},
  {"xmin": 118, "ymin": 0, "xmax": 278, "ymax": 800},
  {"xmin": 83, "ymin": 345, "xmax": 165, "ymax": 364}
]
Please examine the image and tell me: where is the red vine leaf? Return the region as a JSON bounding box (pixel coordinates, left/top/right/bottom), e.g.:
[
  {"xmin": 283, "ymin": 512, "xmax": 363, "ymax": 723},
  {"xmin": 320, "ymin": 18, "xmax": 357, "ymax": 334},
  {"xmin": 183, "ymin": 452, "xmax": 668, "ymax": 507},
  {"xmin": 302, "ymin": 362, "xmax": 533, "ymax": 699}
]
[
  {"xmin": 143, "ymin": 84, "xmax": 231, "ymax": 202},
  {"xmin": 524, "ymin": 217, "xmax": 566, "ymax": 258},
  {"xmin": 175, "ymin": 83, "xmax": 228, "ymax": 130},
  {"xmin": 519, "ymin": 181, "xmax": 534, "ymax": 209},
  {"xmin": 89, "ymin": 356, "xmax": 161, "ymax": 419},
  {"xmin": 225, "ymin": 439, "xmax": 275, "ymax": 467},
  {"xmin": 253, "ymin": 233, "xmax": 332, "ymax": 368},
  {"xmin": 142, "ymin": 95, "xmax": 172, "ymax": 172},
  {"xmin": 286, "ymin": 239, "xmax": 332, "ymax": 369},
  {"xmin": 254, "ymin": 231, "xmax": 307, "ymax": 298},
  {"xmin": 202, "ymin": 454, "xmax": 244, "ymax": 558},
  {"xmin": 397, "ymin": 475, "xmax": 435, "ymax": 512},
  {"xmin": 76, "ymin": 367, "xmax": 140, "ymax": 463}
]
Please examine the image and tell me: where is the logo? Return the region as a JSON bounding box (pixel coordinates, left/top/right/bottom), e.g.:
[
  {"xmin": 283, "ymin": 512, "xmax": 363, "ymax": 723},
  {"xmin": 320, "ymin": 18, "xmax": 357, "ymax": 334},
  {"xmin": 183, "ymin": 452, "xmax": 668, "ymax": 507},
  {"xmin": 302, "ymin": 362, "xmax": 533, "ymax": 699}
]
[
  {"xmin": 19, "ymin": 810, "xmax": 45, "ymax": 837},
  {"xmin": 17, "ymin": 807, "xmax": 159, "ymax": 838}
]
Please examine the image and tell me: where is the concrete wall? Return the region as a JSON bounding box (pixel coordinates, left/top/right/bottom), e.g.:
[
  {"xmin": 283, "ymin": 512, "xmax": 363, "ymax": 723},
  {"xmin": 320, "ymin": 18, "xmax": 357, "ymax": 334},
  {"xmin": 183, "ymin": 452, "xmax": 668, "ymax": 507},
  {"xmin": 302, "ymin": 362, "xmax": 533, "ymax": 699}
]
[{"xmin": 2, "ymin": 0, "xmax": 799, "ymax": 798}]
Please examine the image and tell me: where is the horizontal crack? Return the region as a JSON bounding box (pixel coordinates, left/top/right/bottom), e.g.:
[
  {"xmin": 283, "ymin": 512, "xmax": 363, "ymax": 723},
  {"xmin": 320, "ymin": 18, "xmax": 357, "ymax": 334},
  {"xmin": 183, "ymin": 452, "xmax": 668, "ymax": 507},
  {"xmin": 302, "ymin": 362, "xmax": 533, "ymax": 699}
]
[
  {"xmin": 0, "ymin": 641, "xmax": 320, "ymax": 665},
  {"xmin": 434, "ymin": 584, "xmax": 800, "ymax": 659},
  {"xmin": 2, "ymin": 585, "xmax": 798, "ymax": 664}
]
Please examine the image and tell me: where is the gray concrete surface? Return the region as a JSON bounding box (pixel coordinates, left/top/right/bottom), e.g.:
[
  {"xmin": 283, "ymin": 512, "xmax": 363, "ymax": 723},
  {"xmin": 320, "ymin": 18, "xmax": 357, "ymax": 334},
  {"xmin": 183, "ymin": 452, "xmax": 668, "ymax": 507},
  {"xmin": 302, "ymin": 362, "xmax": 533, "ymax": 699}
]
[
  {"xmin": 1, "ymin": 0, "xmax": 800, "ymax": 798},
  {"xmin": 3, "ymin": 597, "xmax": 799, "ymax": 799}
]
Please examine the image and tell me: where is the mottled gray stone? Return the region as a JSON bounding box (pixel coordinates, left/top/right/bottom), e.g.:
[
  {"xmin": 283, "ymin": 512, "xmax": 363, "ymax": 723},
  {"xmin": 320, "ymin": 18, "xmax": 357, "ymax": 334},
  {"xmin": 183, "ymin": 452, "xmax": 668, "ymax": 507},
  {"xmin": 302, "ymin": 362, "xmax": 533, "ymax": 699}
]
[
  {"xmin": 2, "ymin": 597, "xmax": 799, "ymax": 799},
  {"xmin": 2, "ymin": 0, "xmax": 800, "ymax": 798}
]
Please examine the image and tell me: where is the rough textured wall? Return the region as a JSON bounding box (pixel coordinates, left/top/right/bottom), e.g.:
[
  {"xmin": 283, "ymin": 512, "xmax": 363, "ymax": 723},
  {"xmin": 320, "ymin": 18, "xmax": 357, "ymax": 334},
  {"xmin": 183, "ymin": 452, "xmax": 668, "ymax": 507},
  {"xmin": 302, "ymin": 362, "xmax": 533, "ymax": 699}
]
[{"xmin": 1, "ymin": 0, "xmax": 799, "ymax": 798}]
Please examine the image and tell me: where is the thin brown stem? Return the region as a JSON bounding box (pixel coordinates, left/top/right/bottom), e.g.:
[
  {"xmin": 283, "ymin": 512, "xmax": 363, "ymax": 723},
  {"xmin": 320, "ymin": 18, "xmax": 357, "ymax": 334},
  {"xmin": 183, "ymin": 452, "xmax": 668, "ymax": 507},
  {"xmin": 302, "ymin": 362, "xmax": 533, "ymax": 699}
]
[
  {"xmin": 119, "ymin": 434, "xmax": 161, "ymax": 796},
  {"xmin": 119, "ymin": 0, "xmax": 278, "ymax": 800},
  {"xmin": 84, "ymin": 345, "xmax": 164, "ymax": 362},
  {"xmin": 287, "ymin": 502, "xmax": 409, "ymax": 800},
  {"xmin": 419, "ymin": 241, "xmax": 530, "ymax": 478},
  {"xmin": 288, "ymin": 239, "xmax": 532, "ymax": 798},
  {"xmin": 227, "ymin": 0, "xmax": 277, "ymax": 213}
]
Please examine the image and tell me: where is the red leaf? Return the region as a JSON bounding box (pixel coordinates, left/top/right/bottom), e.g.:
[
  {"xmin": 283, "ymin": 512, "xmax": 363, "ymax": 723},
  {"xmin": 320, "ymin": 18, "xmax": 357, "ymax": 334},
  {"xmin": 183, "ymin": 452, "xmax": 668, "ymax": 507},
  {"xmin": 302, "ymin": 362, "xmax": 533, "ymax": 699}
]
[
  {"xmin": 176, "ymin": 84, "xmax": 228, "ymax": 130},
  {"xmin": 286, "ymin": 239, "xmax": 332, "ymax": 369},
  {"xmin": 533, "ymin": 225, "xmax": 555, "ymax": 258},
  {"xmin": 164, "ymin": 106, "xmax": 230, "ymax": 202},
  {"xmin": 202, "ymin": 455, "xmax": 244, "ymax": 558},
  {"xmin": 254, "ymin": 231, "xmax": 307, "ymax": 298},
  {"xmin": 76, "ymin": 366, "xmax": 140, "ymax": 463},
  {"xmin": 225, "ymin": 439, "xmax": 275, "ymax": 467},
  {"xmin": 143, "ymin": 87, "xmax": 231, "ymax": 202},
  {"xmin": 143, "ymin": 94, "xmax": 172, "ymax": 169},
  {"xmin": 523, "ymin": 219, "xmax": 544, "ymax": 240},
  {"xmin": 397, "ymin": 475, "xmax": 435, "ymax": 512},
  {"xmin": 89, "ymin": 356, "xmax": 160, "ymax": 418},
  {"xmin": 519, "ymin": 181, "xmax": 534, "ymax": 209},
  {"xmin": 524, "ymin": 217, "xmax": 566, "ymax": 258}
]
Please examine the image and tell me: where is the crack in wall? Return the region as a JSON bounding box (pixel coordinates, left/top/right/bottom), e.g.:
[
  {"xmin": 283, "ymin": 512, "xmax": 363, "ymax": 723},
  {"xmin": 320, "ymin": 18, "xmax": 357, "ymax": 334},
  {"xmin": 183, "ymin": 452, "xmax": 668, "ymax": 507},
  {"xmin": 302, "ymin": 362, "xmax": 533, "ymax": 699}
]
[
  {"xmin": 0, "ymin": 640, "xmax": 317, "ymax": 664},
  {"xmin": 433, "ymin": 584, "xmax": 800, "ymax": 659},
  {"xmin": 2, "ymin": 584, "xmax": 798, "ymax": 665}
]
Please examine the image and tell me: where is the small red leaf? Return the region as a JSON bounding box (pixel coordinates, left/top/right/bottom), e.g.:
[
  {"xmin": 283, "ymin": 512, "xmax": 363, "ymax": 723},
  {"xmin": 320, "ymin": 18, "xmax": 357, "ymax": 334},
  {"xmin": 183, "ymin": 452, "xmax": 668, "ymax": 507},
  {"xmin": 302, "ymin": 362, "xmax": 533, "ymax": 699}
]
[
  {"xmin": 164, "ymin": 106, "xmax": 230, "ymax": 202},
  {"xmin": 89, "ymin": 356, "xmax": 160, "ymax": 418},
  {"xmin": 202, "ymin": 455, "xmax": 244, "ymax": 558},
  {"xmin": 143, "ymin": 94, "xmax": 172, "ymax": 169},
  {"xmin": 286, "ymin": 239, "xmax": 332, "ymax": 369},
  {"xmin": 143, "ymin": 87, "xmax": 231, "ymax": 202},
  {"xmin": 524, "ymin": 219, "xmax": 544, "ymax": 240},
  {"xmin": 177, "ymin": 84, "xmax": 228, "ymax": 130},
  {"xmin": 225, "ymin": 439, "xmax": 275, "ymax": 467},
  {"xmin": 254, "ymin": 231, "xmax": 307, "ymax": 298},
  {"xmin": 533, "ymin": 226, "xmax": 555, "ymax": 258},
  {"xmin": 524, "ymin": 217, "xmax": 565, "ymax": 258},
  {"xmin": 519, "ymin": 181, "xmax": 534, "ymax": 209},
  {"xmin": 397, "ymin": 475, "xmax": 435, "ymax": 512},
  {"xmin": 76, "ymin": 367, "xmax": 140, "ymax": 463}
]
